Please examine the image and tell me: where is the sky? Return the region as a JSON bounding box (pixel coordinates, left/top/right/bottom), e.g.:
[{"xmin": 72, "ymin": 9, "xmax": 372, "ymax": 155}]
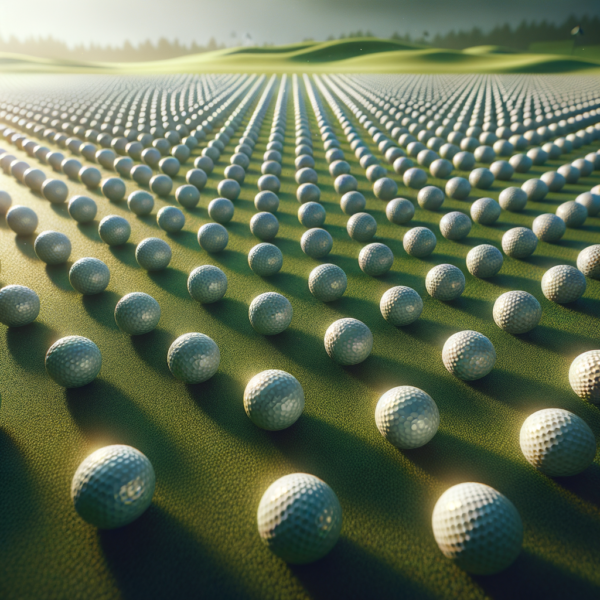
[{"xmin": 0, "ymin": 0, "xmax": 598, "ymax": 47}]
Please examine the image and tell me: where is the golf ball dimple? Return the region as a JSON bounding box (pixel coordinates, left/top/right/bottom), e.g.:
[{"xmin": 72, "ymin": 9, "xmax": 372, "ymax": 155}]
[
  {"xmin": 403, "ymin": 227, "xmax": 436, "ymax": 258},
  {"xmin": 541, "ymin": 265, "xmax": 586, "ymax": 304},
  {"xmin": 34, "ymin": 230, "xmax": 72, "ymax": 265},
  {"xmin": 532, "ymin": 214, "xmax": 566, "ymax": 243},
  {"xmin": 301, "ymin": 228, "xmax": 333, "ymax": 259},
  {"xmin": 375, "ymin": 386, "xmax": 440, "ymax": 449},
  {"xmin": 577, "ymin": 245, "xmax": 600, "ymax": 279},
  {"xmin": 358, "ymin": 243, "xmax": 394, "ymax": 276},
  {"xmin": 167, "ymin": 332, "xmax": 220, "ymax": 383},
  {"xmin": 135, "ymin": 237, "xmax": 172, "ymax": 271},
  {"xmin": 198, "ymin": 222, "xmax": 229, "ymax": 253},
  {"xmin": 493, "ymin": 291, "xmax": 541, "ymax": 334},
  {"xmin": 187, "ymin": 265, "xmax": 227, "ymax": 303},
  {"xmin": 520, "ymin": 408, "xmax": 596, "ymax": 477},
  {"xmin": 71, "ymin": 445, "xmax": 155, "ymax": 529},
  {"xmin": 251, "ymin": 212, "xmax": 279, "ymax": 241},
  {"xmin": 298, "ymin": 202, "xmax": 326, "ymax": 228},
  {"xmin": 439, "ymin": 212, "xmax": 472, "ymax": 241},
  {"xmin": 69, "ymin": 258, "xmax": 110, "ymax": 295},
  {"xmin": 257, "ymin": 473, "xmax": 342, "ymax": 564},
  {"xmin": 45, "ymin": 335, "xmax": 102, "ymax": 388},
  {"xmin": 249, "ymin": 292, "xmax": 293, "ymax": 335},
  {"xmin": 569, "ymin": 350, "xmax": 600, "ymax": 403},
  {"xmin": 114, "ymin": 292, "xmax": 161, "ymax": 335},
  {"xmin": 324, "ymin": 318, "xmax": 373, "ymax": 365},
  {"xmin": 347, "ymin": 212, "xmax": 377, "ymax": 242},
  {"xmin": 466, "ymin": 244, "xmax": 503, "ymax": 278},
  {"xmin": 0, "ymin": 284, "xmax": 40, "ymax": 326},
  {"xmin": 442, "ymin": 330, "xmax": 496, "ymax": 380},
  {"xmin": 248, "ymin": 243, "xmax": 283, "ymax": 277},
  {"xmin": 308, "ymin": 263, "xmax": 347, "ymax": 302},
  {"xmin": 426, "ymin": 264, "xmax": 465, "ymax": 301},
  {"xmin": 502, "ymin": 227, "xmax": 537, "ymax": 259},
  {"xmin": 380, "ymin": 286, "xmax": 423, "ymax": 326},
  {"xmin": 98, "ymin": 215, "xmax": 131, "ymax": 246},
  {"xmin": 157, "ymin": 206, "xmax": 185, "ymax": 232},
  {"xmin": 432, "ymin": 482, "xmax": 523, "ymax": 575},
  {"xmin": 244, "ymin": 370, "xmax": 305, "ymax": 430}
]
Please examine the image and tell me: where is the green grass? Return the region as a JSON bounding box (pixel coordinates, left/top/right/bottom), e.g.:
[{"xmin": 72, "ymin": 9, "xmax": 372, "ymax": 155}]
[
  {"xmin": 2, "ymin": 38, "xmax": 600, "ymax": 74},
  {"xmin": 0, "ymin": 77, "xmax": 600, "ymax": 599}
]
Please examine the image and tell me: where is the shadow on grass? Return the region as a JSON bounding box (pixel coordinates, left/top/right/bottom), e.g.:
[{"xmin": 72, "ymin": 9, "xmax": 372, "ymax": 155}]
[
  {"xmin": 14, "ymin": 234, "xmax": 38, "ymax": 261},
  {"xmin": 45, "ymin": 263, "xmax": 74, "ymax": 292},
  {"xmin": 77, "ymin": 221, "xmax": 101, "ymax": 242},
  {"xmin": 148, "ymin": 267, "xmax": 190, "ymax": 299},
  {"xmin": 5, "ymin": 321, "xmax": 59, "ymax": 373},
  {"xmin": 166, "ymin": 229, "xmax": 198, "ymax": 250},
  {"xmin": 209, "ymin": 248, "xmax": 249, "ymax": 275},
  {"xmin": 82, "ymin": 291, "xmax": 121, "ymax": 330},
  {"xmin": 109, "ymin": 242, "xmax": 139, "ymax": 268},
  {"xmin": 130, "ymin": 328, "xmax": 174, "ymax": 377}
]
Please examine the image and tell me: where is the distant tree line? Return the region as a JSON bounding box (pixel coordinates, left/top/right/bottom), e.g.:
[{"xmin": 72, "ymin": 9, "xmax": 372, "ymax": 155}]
[
  {"xmin": 1, "ymin": 14, "xmax": 599, "ymax": 62},
  {"xmin": 0, "ymin": 35, "xmax": 226, "ymax": 62},
  {"xmin": 391, "ymin": 14, "xmax": 600, "ymax": 49}
]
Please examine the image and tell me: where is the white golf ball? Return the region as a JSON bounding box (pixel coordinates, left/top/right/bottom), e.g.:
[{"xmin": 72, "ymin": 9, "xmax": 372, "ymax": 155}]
[
  {"xmin": 569, "ymin": 350, "xmax": 600, "ymax": 403},
  {"xmin": 442, "ymin": 330, "xmax": 496, "ymax": 380}
]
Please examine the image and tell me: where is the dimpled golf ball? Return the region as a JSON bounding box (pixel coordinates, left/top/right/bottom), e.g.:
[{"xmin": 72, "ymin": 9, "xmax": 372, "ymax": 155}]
[
  {"xmin": 499, "ymin": 187, "xmax": 527, "ymax": 212},
  {"xmin": 541, "ymin": 265, "xmax": 586, "ymax": 304},
  {"xmin": 244, "ymin": 370, "xmax": 305, "ymax": 430},
  {"xmin": 167, "ymin": 332, "xmax": 220, "ymax": 383},
  {"xmin": 308, "ymin": 264, "xmax": 347, "ymax": 302},
  {"xmin": 340, "ymin": 191, "xmax": 366, "ymax": 215},
  {"xmin": 440, "ymin": 212, "xmax": 472, "ymax": 241},
  {"xmin": 520, "ymin": 408, "xmax": 596, "ymax": 477},
  {"xmin": 426, "ymin": 264, "xmax": 465, "ymax": 301},
  {"xmin": 442, "ymin": 330, "xmax": 496, "ymax": 380},
  {"xmin": 301, "ymin": 228, "xmax": 333, "ymax": 259},
  {"xmin": 45, "ymin": 336, "xmax": 102, "ymax": 388},
  {"xmin": 68, "ymin": 195, "xmax": 97, "ymax": 223},
  {"xmin": 569, "ymin": 350, "xmax": 600, "ymax": 403},
  {"xmin": 466, "ymin": 244, "xmax": 503, "ymax": 278},
  {"xmin": 71, "ymin": 445, "xmax": 156, "ymax": 529},
  {"xmin": 157, "ymin": 206, "xmax": 185, "ymax": 233},
  {"xmin": 34, "ymin": 231, "xmax": 72, "ymax": 265},
  {"xmin": 249, "ymin": 292, "xmax": 293, "ymax": 335},
  {"xmin": 208, "ymin": 198, "xmax": 234, "ymax": 224},
  {"xmin": 248, "ymin": 243, "xmax": 283, "ymax": 277},
  {"xmin": 6, "ymin": 205, "xmax": 38, "ymax": 235},
  {"xmin": 198, "ymin": 223, "xmax": 228, "ymax": 253},
  {"xmin": 532, "ymin": 214, "xmax": 566, "ymax": 243},
  {"xmin": 556, "ymin": 201, "xmax": 587, "ymax": 228},
  {"xmin": 0, "ymin": 190, "xmax": 12, "ymax": 214},
  {"xmin": 417, "ymin": 186, "xmax": 444, "ymax": 211},
  {"xmin": 257, "ymin": 473, "xmax": 342, "ymax": 564},
  {"xmin": 347, "ymin": 212, "xmax": 377, "ymax": 242},
  {"xmin": 375, "ymin": 386, "xmax": 440, "ymax": 449},
  {"xmin": 577, "ymin": 245, "xmax": 600, "ymax": 279},
  {"xmin": 0, "ymin": 285, "xmax": 40, "ymax": 326},
  {"xmin": 493, "ymin": 291, "xmax": 541, "ymax": 334},
  {"xmin": 298, "ymin": 202, "xmax": 326, "ymax": 228},
  {"xmin": 127, "ymin": 190, "xmax": 154, "ymax": 216},
  {"xmin": 471, "ymin": 197, "xmax": 501, "ymax": 225},
  {"xmin": 98, "ymin": 215, "xmax": 131, "ymax": 246},
  {"xmin": 324, "ymin": 318, "xmax": 373, "ymax": 365},
  {"xmin": 432, "ymin": 482, "xmax": 523, "ymax": 575},
  {"xmin": 69, "ymin": 258, "xmax": 110, "ymax": 295},
  {"xmin": 251, "ymin": 212, "xmax": 279, "ymax": 241},
  {"xmin": 114, "ymin": 292, "xmax": 161, "ymax": 335},
  {"xmin": 403, "ymin": 227, "xmax": 437, "ymax": 258},
  {"xmin": 386, "ymin": 198, "xmax": 415, "ymax": 224},
  {"xmin": 135, "ymin": 237, "xmax": 172, "ymax": 271},
  {"xmin": 358, "ymin": 243, "xmax": 394, "ymax": 276},
  {"xmin": 502, "ymin": 227, "xmax": 537, "ymax": 259},
  {"xmin": 380, "ymin": 286, "xmax": 423, "ymax": 326},
  {"xmin": 187, "ymin": 265, "xmax": 228, "ymax": 303}
]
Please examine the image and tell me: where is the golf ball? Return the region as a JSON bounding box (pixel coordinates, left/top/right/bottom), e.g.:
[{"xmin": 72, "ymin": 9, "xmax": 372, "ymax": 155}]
[
  {"xmin": 301, "ymin": 228, "xmax": 333, "ymax": 259},
  {"xmin": 442, "ymin": 330, "xmax": 496, "ymax": 380},
  {"xmin": 187, "ymin": 265, "xmax": 227, "ymax": 303},
  {"xmin": 198, "ymin": 223, "xmax": 228, "ymax": 253},
  {"xmin": 45, "ymin": 335, "xmax": 102, "ymax": 388},
  {"xmin": 98, "ymin": 215, "xmax": 131, "ymax": 246},
  {"xmin": 248, "ymin": 243, "xmax": 283, "ymax": 277},
  {"xmin": 541, "ymin": 265, "xmax": 586, "ymax": 304},
  {"xmin": 532, "ymin": 214, "xmax": 566, "ymax": 243},
  {"xmin": 114, "ymin": 292, "xmax": 161, "ymax": 335},
  {"xmin": 324, "ymin": 318, "xmax": 373, "ymax": 365},
  {"xmin": 577, "ymin": 245, "xmax": 600, "ymax": 279},
  {"xmin": 502, "ymin": 227, "xmax": 537, "ymax": 259},
  {"xmin": 257, "ymin": 473, "xmax": 342, "ymax": 564},
  {"xmin": 68, "ymin": 195, "xmax": 97, "ymax": 223},
  {"xmin": 6, "ymin": 205, "xmax": 38, "ymax": 235},
  {"xmin": 308, "ymin": 263, "xmax": 347, "ymax": 302},
  {"xmin": 439, "ymin": 212, "xmax": 472, "ymax": 241},
  {"xmin": 375, "ymin": 386, "xmax": 440, "ymax": 449},
  {"xmin": 569, "ymin": 350, "xmax": 600, "ymax": 403},
  {"xmin": 167, "ymin": 332, "xmax": 220, "ymax": 383},
  {"xmin": 244, "ymin": 370, "xmax": 305, "ymax": 430},
  {"xmin": 249, "ymin": 292, "xmax": 293, "ymax": 335},
  {"xmin": 347, "ymin": 212, "xmax": 377, "ymax": 242},
  {"xmin": 208, "ymin": 198, "xmax": 234, "ymax": 224},
  {"xmin": 380, "ymin": 286, "xmax": 423, "ymax": 326},
  {"xmin": 403, "ymin": 227, "xmax": 436, "ymax": 258},
  {"xmin": 135, "ymin": 238, "xmax": 172, "ymax": 271},
  {"xmin": 432, "ymin": 482, "xmax": 523, "ymax": 575},
  {"xmin": 520, "ymin": 408, "xmax": 596, "ymax": 477},
  {"xmin": 466, "ymin": 244, "xmax": 503, "ymax": 278},
  {"xmin": 157, "ymin": 206, "xmax": 185, "ymax": 233},
  {"xmin": 298, "ymin": 202, "xmax": 326, "ymax": 228},
  {"xmin": 69, "ymin": 258, "xmax": 110, "ymax": 295},
  {"xmin": 34, "ymin": 231, "xmax": 72, "ymax": 265},
  {"xmin": 0, "ymin": 284, "xmax": 40, "ymax": 326},
  {"xmin": 426, "ymin": 264, "xmax": 465, "ymax": 301},
  {"xmin": 493, "ymin": 291, "xmax": 542, "ymax": 334},
  {"xmin": 71, "ymin": 445, "xmax": 155, "ymax": 529},
  {"xmin": 251, "ymin": 212, "xmax": 279, "ymax": 241}
]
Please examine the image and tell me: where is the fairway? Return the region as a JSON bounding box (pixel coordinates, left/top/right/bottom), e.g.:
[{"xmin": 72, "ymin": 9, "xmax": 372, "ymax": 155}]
[{"xmin": 0, "ymin": 73, "xmax": 599, "ymax": 599}]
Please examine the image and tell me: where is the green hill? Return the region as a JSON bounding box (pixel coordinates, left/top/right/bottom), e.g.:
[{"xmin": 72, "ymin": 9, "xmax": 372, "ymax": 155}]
[{"xmin": 1, "ymin": 38, "xmax": 600, "ymax": 74}]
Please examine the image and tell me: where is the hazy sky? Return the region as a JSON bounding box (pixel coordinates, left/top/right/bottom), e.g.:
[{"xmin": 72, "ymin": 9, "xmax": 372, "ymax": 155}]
[{"xmin": 1, "ymin": 0, "xmax": 598, "ymax": 47}]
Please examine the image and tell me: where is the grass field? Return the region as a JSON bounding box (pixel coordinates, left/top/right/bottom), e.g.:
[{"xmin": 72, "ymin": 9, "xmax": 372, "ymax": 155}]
[
  {"xmin": 1, "ymin": 38, "xmax": 600, "ymax": 74},
  {"xmin": 0, "ymin": 76, "xmax": 600, "ymax": 599}
]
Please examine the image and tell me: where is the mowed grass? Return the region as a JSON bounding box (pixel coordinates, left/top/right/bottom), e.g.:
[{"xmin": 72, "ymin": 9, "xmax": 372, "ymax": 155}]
[
  {"xmin": 0, "ymin": 78, "xmax": 599, "ymax": 599},
  {"xmin": 2, "ymin": 38, "xmax": 600, "ymax": 74}
]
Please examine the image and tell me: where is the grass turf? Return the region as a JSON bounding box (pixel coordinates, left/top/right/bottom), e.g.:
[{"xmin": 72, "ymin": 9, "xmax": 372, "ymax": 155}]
[
  {"xmin": 0, "ymin": 76, "xmax": 599, "ymax": 599},
  {"xmin": 1, "ymin": 38, "xmax": 600, "ymax": 74}
]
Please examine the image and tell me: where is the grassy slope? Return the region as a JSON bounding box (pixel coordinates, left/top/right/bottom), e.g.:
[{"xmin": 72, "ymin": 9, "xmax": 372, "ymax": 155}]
[
  {"xmin": 0, "ymin": 78, "xmax": 600, "ymax": 599},
  {"xmin": 1, "ymin": 38, "xmax": 600, "ymax": 74}
]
